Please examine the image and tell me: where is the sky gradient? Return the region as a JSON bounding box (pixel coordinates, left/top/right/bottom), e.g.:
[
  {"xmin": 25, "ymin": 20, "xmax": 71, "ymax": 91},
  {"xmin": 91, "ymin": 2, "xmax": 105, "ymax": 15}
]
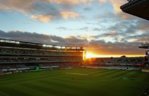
[{"xmin": 0, "ymin": 0, "xmax": 149, "ymax": 57}]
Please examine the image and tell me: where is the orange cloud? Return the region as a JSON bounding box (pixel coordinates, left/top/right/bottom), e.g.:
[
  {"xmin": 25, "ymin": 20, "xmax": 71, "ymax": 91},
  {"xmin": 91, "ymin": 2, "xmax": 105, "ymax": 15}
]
[
  {"xmin": 99, "ymin": 0, "xmax": 107, "ymax": 3},
  {"xmin": 31, "ymin": 15, "xmax": 53, "ymax": 23},
  {"xmin": 60, "ymin": 11, "xmax": 80, "ymax": 19},
  {"xmin": 109, "ymin": 0, "xmax": 127, "ymax": 13},
  {"xmin": 49, "ymin": 0, "xmax": 91, "ymax": 5},
  {"xmin": 0, "ymin": 0, "xmax": 35, "ymax": 13}
]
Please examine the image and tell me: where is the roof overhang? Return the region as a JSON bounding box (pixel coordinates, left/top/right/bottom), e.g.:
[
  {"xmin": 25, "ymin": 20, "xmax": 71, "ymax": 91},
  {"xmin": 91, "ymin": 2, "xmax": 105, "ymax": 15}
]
[{"xmin": 120, "ymin": 0, "xmax": 149, "ymax": 20}]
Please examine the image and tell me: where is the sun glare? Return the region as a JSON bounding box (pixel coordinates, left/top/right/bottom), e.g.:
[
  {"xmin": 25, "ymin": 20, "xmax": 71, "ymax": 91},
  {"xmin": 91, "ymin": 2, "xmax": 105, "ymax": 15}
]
[
  {"xmin": 85, "ymin": 52, "xmax": 99, "ymax": 59},
  {"xmin": 84, "ymin": 51, "xmax": 144, "ymax": 59}
]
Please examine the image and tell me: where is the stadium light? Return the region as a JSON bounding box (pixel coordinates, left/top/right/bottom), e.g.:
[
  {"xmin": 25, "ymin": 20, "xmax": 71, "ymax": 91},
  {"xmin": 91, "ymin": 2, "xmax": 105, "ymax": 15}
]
[{"xmin": 0, "ymin": 39, "xmax": 20, "ymax": 44}]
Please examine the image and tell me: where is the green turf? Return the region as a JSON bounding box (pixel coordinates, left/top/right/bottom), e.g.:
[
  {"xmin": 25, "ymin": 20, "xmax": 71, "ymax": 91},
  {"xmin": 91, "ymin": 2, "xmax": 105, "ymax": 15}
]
[{"xmin": 0, "ymin": 68, "xmax": 149, "ymax": 96}]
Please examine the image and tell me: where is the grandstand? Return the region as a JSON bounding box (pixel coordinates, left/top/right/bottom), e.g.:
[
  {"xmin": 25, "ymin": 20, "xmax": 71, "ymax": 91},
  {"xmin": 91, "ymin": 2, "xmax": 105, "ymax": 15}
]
[
  {"xmin": 83, "ymin": 56, "xmax": 144, "ymax": 70},
  {"xmin": 0, "ymin": 38, "xmax": 84, "ymax": 74}
]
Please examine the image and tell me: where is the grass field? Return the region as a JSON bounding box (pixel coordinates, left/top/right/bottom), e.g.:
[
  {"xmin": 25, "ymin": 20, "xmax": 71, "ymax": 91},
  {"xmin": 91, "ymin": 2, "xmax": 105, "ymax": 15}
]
[{"xmin": 0, "ymin": 68, "xmax": 149, "ymax": 96}]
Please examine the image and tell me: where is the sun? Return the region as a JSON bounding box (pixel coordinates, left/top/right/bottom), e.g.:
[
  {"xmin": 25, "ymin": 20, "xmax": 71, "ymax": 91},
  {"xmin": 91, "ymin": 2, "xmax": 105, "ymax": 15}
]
[{"xmin": 85, "ymin": 52, "xmax": 99, "ymax": 59}]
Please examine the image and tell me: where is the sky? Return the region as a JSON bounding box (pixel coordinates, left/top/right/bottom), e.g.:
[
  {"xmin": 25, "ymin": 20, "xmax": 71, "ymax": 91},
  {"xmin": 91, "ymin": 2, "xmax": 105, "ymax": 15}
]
[{"xmin": 0, "ymin": 0, "xmax": 149, "ymax": 57}]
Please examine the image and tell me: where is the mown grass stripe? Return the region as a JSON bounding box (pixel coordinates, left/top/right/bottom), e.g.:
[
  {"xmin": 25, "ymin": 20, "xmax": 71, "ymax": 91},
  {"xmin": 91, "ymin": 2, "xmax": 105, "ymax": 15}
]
[{"xmin": 0, "ymin": 69, "xmax": 148, "ymax": 96}]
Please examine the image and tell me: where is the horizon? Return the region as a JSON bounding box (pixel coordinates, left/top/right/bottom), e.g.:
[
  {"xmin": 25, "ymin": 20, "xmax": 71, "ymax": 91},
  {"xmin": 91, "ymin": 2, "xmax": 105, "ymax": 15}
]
[{"xmin": 85, "ymin": 51, "xmax": 145, "ymax": 58}]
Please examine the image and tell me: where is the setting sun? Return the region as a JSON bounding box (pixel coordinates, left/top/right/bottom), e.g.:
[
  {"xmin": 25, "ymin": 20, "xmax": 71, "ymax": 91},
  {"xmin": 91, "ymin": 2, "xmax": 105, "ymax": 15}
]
[
  {"xmin": 84, "ymin": 51, "xmax": 144, "ymax": 59},
  {"xmin": 85, "ymin": 52, "xmax": 100, "ymax": 59}
]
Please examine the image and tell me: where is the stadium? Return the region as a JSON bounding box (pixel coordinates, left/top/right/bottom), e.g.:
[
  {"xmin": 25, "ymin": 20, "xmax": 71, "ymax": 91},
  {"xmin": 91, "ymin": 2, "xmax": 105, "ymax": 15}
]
[
  {"xmin": 0, "ymin": 38, "xmax": 149, "ymax": 96},
  {"xmin": 0, "ymin": 0, "xmax": 149, "ymax": 96}
]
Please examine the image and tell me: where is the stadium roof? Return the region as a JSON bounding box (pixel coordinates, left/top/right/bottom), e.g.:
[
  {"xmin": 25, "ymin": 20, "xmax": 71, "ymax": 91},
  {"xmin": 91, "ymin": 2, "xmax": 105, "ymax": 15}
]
[{"xmin": 120, "ymin": 0, "xmax": 149, "ymax": 20}]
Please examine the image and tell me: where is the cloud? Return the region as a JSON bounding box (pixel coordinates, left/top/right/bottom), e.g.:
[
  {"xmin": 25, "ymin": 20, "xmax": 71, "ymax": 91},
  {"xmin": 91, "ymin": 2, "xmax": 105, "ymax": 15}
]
[
  {"xmin": 93, "ymin": 28, "xmax": 101, "ymax": 31},
  {"xmin": 0, "ymin": 0, "xmax": 35, "ymax": 13},
  {"xmin": 87, "ymin": 16, "xmax": 149, "ymax": 43},
  {"xmin": 60, "ymin": 11, "xmax": 80, "ymax": 19},
  {"xmin": 57, "ymin": 27, "xmax": 68, "ymax": 30},
  {"xmin": 79, "ymin": 27, "xmax": 89, "ymax": 31},
  {"xmin": 0, "ymin": 30, "xmax": 86, "ymax": 46},
  {"xmin": 0, "ymin": 30, "xmax": 52, "ymax": 44},
  {"xmin": 0, "ymin": 0, "xmax": 82, "ymax": 22},
  {"xmin": 31, "ymin": 15, "xmax": 53, "ymax": 23},
  {"xmin": 126, "ymin": 32, "xmax": 149, "ymax": 43},
  {"xmin": 48, "ymin": 0, "xmax": 91, "ymax": 5},
  {"xmin": 0, "ymin": 29, "xmax": 146, "ymax": 55},
  {"xmin": 0, "ymin": 0, "xmax": 139, "ymax": 22},
  {"xmin": 98, "ymin": 31, "xmax": 118, "ymax": 37},
  {"xmin": 101, "ymin": 0, "xmax": 135, "ymax": 19},
  {"xmin": 64, "ymin": 36, "xmax": 88, "ymax": 45},
  {"xmin": 109, "ymin": 0, "xmax": 126, "ymax": 13},
  {"xmin": 99, "ymin": 0, "xmax": 107, "ymax": 4},
  {"xmin": 87, "ymin": 40, "xmax": 144, "ymax": 55}
]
